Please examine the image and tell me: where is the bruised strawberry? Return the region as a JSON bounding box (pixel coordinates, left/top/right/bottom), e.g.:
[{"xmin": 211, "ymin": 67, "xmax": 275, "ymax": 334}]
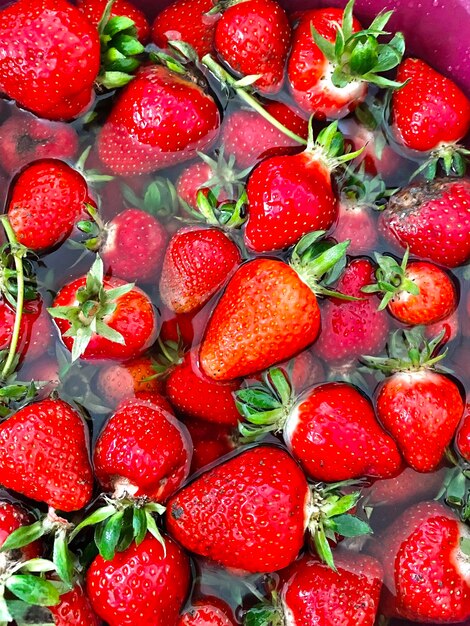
[
  {"xmin": 50, "ymin": 584, "xmax": 102, "ymax": 626},
  {"xmin": 0, "ymin": 399, "xmax": 93, "ymax": 512},
  {"xmin": 77, "ymin": 0, "xmax": 150, "ymax": 43},
  {"xmin": 96, "ymin": 356, "xmax": 164, "ymax": 408},
  {"xmin": 177, "ymin": 596, "xmax": 236, "ymax": 625}
]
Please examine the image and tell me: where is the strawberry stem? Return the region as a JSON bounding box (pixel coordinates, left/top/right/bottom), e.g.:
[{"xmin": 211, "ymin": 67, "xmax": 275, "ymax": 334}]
[
  {"xmin": 0, "ymin": 217, "xmax": 26, "ymax": 380},
  {"xmin": 201, "ymin": 54, "xmax": 308, "ymax": 146}
]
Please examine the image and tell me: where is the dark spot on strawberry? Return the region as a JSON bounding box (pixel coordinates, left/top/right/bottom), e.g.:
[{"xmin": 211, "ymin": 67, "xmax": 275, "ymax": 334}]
[{"xmin": 171, "ymin": 504, "xmax": 184, "ymax": 520}]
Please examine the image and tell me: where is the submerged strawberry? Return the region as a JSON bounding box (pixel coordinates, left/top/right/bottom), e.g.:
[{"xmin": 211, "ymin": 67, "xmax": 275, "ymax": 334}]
[
  {"xmin": 96, "ymin": 355, "xmax": 164, "ymax": 407},
  {"xmin": 177, "ymin": 596, "xmax": 236, "ymax": 626}
]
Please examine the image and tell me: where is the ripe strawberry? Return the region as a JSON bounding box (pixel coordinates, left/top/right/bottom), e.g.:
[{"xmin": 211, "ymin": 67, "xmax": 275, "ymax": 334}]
[
  {"xmin": 94, "ymin": 394, "xmax": 192, "ymax": 502},
  {"xmin": 0, "ymin": 111, "xmax": 79, "ymax": 175},
  {"xmin": 199, "ymin": 232, "xmax": 351, "ymax": 380},
  {"xmin": 245, "ymin": 122, "xmax": 359, "ymax": 252},
  {"xmin": 214, "ymin": 0, "xmax": 291, "ymax": 95},
  {"xmin": 366, "ymin": 466, "xmax": 445, "ymax": 507},
  {"xmin": 96, "ymin": 356, "xmax": 164, "ymax": 408},
  {"xmin": 160, "ymin": 305, "xmax": 210, "ymax": 349},
  {"xmin": 363, "ymin": 251, "xmax": 458, "ymax": 325},
  {"xmin": 456, "ymin": 402, "xmax": 470, "ymax": 462},
  {"xmin": 363, "ymin": 328, "xmax": 464, "ymax": 472},
  {"xmin": 86, "ymin": 534, "xmax": 191, "ymax": 626},
  {"xmin": 237, "ymin": 372, "xmax": 402, "ymax": 481},
  {"xmin": 375, "ymin": 501, "xmax": 470, "ymax": 622},
  {"xmin": 425, "ymin": 309, "xmax": 459, "ymax": 345},
  {"xmin": 7, "ymin": 159, "xmax": 92, "ymax": 252},
  {"xmin": 77, "ymin": 0, "xmax": 150, "ymax": 43},
  {"xmin": 255, "ymin": 349, "xmax": 325, "ymax": 394},
  {"xmin": 166, "ymin": 349, "xmax": 242, "ymax": 426},
  {"xmin": 184, "ymin": 419, "xmax": 236, "ymax": 473},
  {"xmin": 287, "ymin": 2, "xmax": 404, "ymax": 119},
  {"xmin": 50, "ymin": 584, "xmax": 102, "ymax": 626},
  {"xmin": 152, "ymin": 0, "xmax": 219, "ymax": 58},
  {"xmin": 0, "ymin": 0, "xmax": 100, "ymax": 120},
  {"xmin": 245, "ymin": 551, "xmax": 383, "ymax": 626},
  {"xmin": 160, "ymin": 227, "xmax": 241, "ymax": 314},
  {"xmin": 392, "ymin": 58, "xmax": 470, "ymax": 156},
  {"xmin": 221, "ymin": 102, "xmax": 308, "ymax": 169},
  {"xmin": 97, "ymin": 64, "xmax": 220, "ymax": 175},
  {"xmin": 379, "ymin": 177, "xmax": 470, "ymax": 268},
  {"xmin": 50, "ymin": 256, "xmax": 158, "ymax": 362},
  {"xmin": 0, "ymin": 399, "xmax": 93, "ymax": 512},
  {"xmin": 315, "ymin": 258, "xmax": 389, "ymax": 365},
  {"xmin": 177, "ymin": 596, "xmax": 236, "ymax": 625},
  {"xmin": 0, "ymin": 501, "xmax": 42, "ymax": 561}
]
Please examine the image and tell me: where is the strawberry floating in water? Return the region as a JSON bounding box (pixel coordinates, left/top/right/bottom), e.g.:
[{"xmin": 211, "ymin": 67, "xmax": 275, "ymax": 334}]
[
  {"xmin": 177, "ymin": 596, "xmax": 237, "ymax": 626},
  {"xmin": 96, "ymin": 355, "xmax": 164, "ymax": 408}
]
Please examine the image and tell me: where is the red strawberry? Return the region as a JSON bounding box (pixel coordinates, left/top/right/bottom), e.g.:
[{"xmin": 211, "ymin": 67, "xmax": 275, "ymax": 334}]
[
  {"xmin": 152, "ymin": 0, "xmax": 219, "ymax": 58},
  {"xmin": 364, "ymin": 252, "xmax": 458, "ymax": 326},
  {"xmin": 287, "ymin": 4, "xmax": 404, "ymax": 119},
  {"xmin": 50, "ymin": 256, "xmax": 158, "ymax": 362},
  {"xmin": 199, "ymin": 233, "xmax": 351, "ymax": 380},
  {"xmin": 96, "ymin": 356, "xmax": 164, "ymax": 408},
  {"xmin": 255, "ymin": 349, "xmax": 325, "ymax": 394},
  {"xmin": 0, "ymin": 111, "xmax": 78, "ymax": 175},
  {"xmin": 379, "ymin": 178, "xmax": 470, "ymax": 268},
  {"xmin": 166, "ymin": 349, "xmax": 242, "ymax": 426},
  {"xmin": 456, "ymin": 402, "xmax": 470, "ymax": 462},
  {"xmin": 97, "ymin": 64, "xmax": 220, "ymax": 175},
  {"xmin": 245, "ymin": 551, "xmax": 383, "ymax": 626},
  {"xmin": 160, "ymin": 305, "xmax": 210, "ymax": 349},
  {"xmin": 366, "ymin": 466, "xmax": 445, "ymax": 508},
  {"xmin": 160, "ymin": 227, "xmax": 241, "ymax": 314},
  {"xmin": 77, "ymin": 0, "xmax": 150, "ymax": 43},
  {"xmin": 315, "ymin": 258, "xmax": 389, "ymax": 365},
  {"xmin": 221, "ymin": 102, "xmax": 308, "ymax": 169},
  {"xmin": 392, "ymin": 58, "xmax": 470, "ymax": 153},
  {"xmin": 177, "ymin": 596, "xmax": 236, "ymax": 625},
  {"xmin": 334, "ymin": 198, "xmax": 378, "ymax": 256},
  {"xmin": 0, "ymin": 501, "xmax": 42, "ymax": 561},
  {"xmin": 94, "ymin": 395, "xmax": 192, "ymax": 502},
  {"xmin": 364, "ymin": 328, "xmax": 465, "ymax": 472},
  {"xmin": 184, "ymin": 419, "xmax": 236, "ymax": 473},
  {"xmin": 375, "ymin": 501, "xmax": 470, "ymax": 623},
  {"xmin": 425, "ymin": 309, "xmax": 459, "ymax": 345},
  {"xmin": 86, "ymin": 534, "xmax": 191, "ymax": 626},
  {"xmin": 50, "ymin": 584, "xmax": 102, "ymax": 626},
  {"xmin": 237, "ymin": 374, "xmax": 402, "ymax": 481},
  {"xmin": 0, "ymin": 399, "xmax": 93, "ymax": 512},
  {"xmin": 7, "ymin": 159, "xmax": 92, "ymax": 252},
  {"xmin": 214, "ymin": 0, "xmax": 291, "ymax": 95},
  {"xmin": 0, "ymin": 0, "xmax": 100, "ymax": 120}
]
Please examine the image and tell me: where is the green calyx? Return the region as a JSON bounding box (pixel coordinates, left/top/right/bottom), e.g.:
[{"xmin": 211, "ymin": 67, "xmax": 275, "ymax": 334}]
[
  {"xmin": 289, "ymin": 231, "xmax": 358, "ymax": 300},
  {"xmin": 148, "ymin": 337, "xmax": 184, "ymax": 379},
  {"xmin": 307, "ymin": 481, "xmax": 372, "ymax": 570},
  {"xmin": 339, "ymin": 163, "xmax": 395, "ymax": 207},
  {"xmin": 122, "ymin": 178, "xmax": 180, "ymax": 223},
  {"xmin": 437, "ymin": 463, "xmax": 470, "ymax": 522},
  {"xmin": 361, "ymin": 326, "xmax": 448, "ymax": 375},
  {"xmin": 0, "ymin": 354, "xmax": 40, "ymax": 418},
  {"xmin": 362, "ymin": 248, "xmax": 420, "ymax": 310},
  {"xmin": 48, "ymin": 255, "xmax": 134, "ymax": 362},
  {"xmin": 69, "ymin": 496, "xmax": 166, "ymax": 562},
  {"xmin": 236, "ymin": 368, "xmax": 295, "ymax": 440},
  {"xmin": 243, "ymin": 597, "xmax": 284, "ymax": 626},
  {"xmin": 413, "ymin": 143, "xmax": 470, "ymax": 181},
  {"xmin": 305, "ymin": 120, "xmax": 364, "ymax": 171},
  {"xmin": 97, "ymin": 0, "xmax": 146, "ymax": 90},
  {"xmin": 310, "ymin": 0, "xmax": 406, "ymax": 89}
]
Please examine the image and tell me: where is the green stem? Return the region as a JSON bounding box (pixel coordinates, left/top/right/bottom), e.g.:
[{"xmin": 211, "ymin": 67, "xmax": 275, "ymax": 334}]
[
  {"xmin": 0, "ymin": 217, "xmax": 25, "ymax": 380},
  {"xmin": 201, "ymin": 54, "xmax": 307, "ymax": 146}
]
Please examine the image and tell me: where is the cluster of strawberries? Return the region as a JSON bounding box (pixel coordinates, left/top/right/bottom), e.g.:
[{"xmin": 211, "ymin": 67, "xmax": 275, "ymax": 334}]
[{"xmin": 0, "ymin": 0, "xmax": 469, "ymax": 625}]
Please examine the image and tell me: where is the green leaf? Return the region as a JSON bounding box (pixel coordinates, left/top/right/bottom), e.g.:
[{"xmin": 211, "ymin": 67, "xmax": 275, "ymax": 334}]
[
  {"xmin": 341, "ymin": 0, "xmax": 355, "ymax": 41},
  {"xmin": 332, "ymin": 514, "xmax": 372, "ymax": 537},
  {"xmin": 53, "ymin": 531, "xmax": 74, "ymax": 588},
  {"xmin": 460, "ymin": 537, "xmax": 470, "ymax": 556},
  {"xmin": 133, "ymin": 508, "xmax": 148, "ymax": 546},
  {"xmin": 311, "ymin": 24, "xmax": 336, "ymax": 61},
  {"xmin": 5, "ymin": 576, "xmax": 60, "ymax": 607},
  {"xmin": 98, "ymin": 511, "xmax": 124, "ymax": 561},
  {"xmin": 145, "ymin": 513, "xmax": 165, "ymax": 554},
  {"xmin": 349, "ymin": 36, "xmax": 379, "ymax": 76},
  {"xmin": 18, "ymin": 560, "xmax": 56, "ymax": 574},
  {"xmin": 94, "ymin": 320, "xmax": 126, "ymax": 345},
  {"xmin": 313, "ymin": 529, "xmax": 336, "ymax": 570},
  {"xmin": 368, "ymin": 9, "xmax": 393, "ymax": 32},
  {"xmin": 268, "ymin": 368, "xmax": 292, "ymax": 406},
  {"xmin": 235, "ymin": 388, "xmax": 280, "ymax": 411},
  {"xmin": 324, "ymin": 492, "xmax": 360, "ymax": 517},
  {"xmin": 69, "ymin": 505, "xmax": 117, "ymax": 541},
  {"xmin": 243, "ymin": 605, "xmax": 279, "ymax": 626},
  {"xmin": 1, "ymin": 521, "xmax": 45, "ymax": 553}
]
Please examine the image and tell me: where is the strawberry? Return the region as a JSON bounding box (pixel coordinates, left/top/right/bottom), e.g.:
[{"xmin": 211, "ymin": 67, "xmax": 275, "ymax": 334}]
[
  {"xmin": 0, "ymin": 398, "xmax": 93, "ymax": 512},
  {"xmin": 199, "ymin": 231, "xmax": 351, "ymax": 380},
  {"xmin": 221, "ymin": 102, "xmax": 308, "ymax": 169},
  {"xmin": 50, "ymin": 584, "xmax": 102, "ymax": 626},
  {"xmin": 0, "ymin": 0, "xmax": 100, "ymax": 120},
  {"xmin": 49, "ymin": 256, "xmax": 158, "ymax": 362},
  {"xmin": 166, "ymin": 349, "xmax": 242, "ymax": 426},
  {"xmin": 456, "ymin": 403, "xmax": 470, "ymax": 462},
  {"xmin": 379, "ymin": 177, "xmax": 470, "ymax": 268},
  {"xmin": 97, "ymin": 64, "xmax": 221, "ymax": 175},
  {"xmin": 152, "ymin": 0, "xmax": 219, "ymax": 58},
  {"xmin": 245, "ymin": 122, "xmax": 360, "ymax": 253},
  {"xmin": 160, "ymin": 305, "xmax": 210, "ymax": 349},
  {"xmin": 96, "ymin": 356, "xmax": 165, "ymax": 407},
  {"xmin": 167, "ymin": 445, "xmax": 371, "ymax": 572},
  {"xmin": 184, "ymin": 419, "xmax": 236, "ymax": 472},
  {"xmin": 94, "ymin": 394, "xmax": 192, "ymax": 502},
  {"xmin": 160, "ymin": 226, "xmax": 241, "ymax": 314},
  {"xmin": 363, "ymin": 251, "xmax": 458, "ymax": 326},
  {"xmin": 177, "ymin": 596, "xmax": 236, "ymax": 625},
  {"xmin": 77, "ymin": 0, "xmax": 150, "ymax": 43},
  {"xmin": 363, "ymin": 327, "xmax": 464, "ymax": 472},
  {"xmin": 425, "ymin": 309, "xmax": 460, "ymax": 345},
  {"xmin": 237, "ymin": 371, "xmax": 402, "ymax": 482},
  {"xmin": 0, "ymin": 501, "xmax": 42, "ymax": 561},
  {"xmin": 314, "ymin": 258, "xmax": 389, "ymax": 365},
  {"xmin": 244, "ymin": 551, "xmax": 383, "ymax": 626},
  {"xmin": 0, "ymin": 110, "xmax": 78, "ymax": 175},
  {"xmin": 255, "ymin": 349, "xmax": 325, "ymax": 394},
  {"xmin": 366, "ymin": 466, "xmax": 445, "ymax": 508},
  {"xmin": 86, "ymin": 533, "xmax": 191, "ymax": 626},
  {"xmin": 392, "ymin": 58, "xmax": 470, "ymax": 163},
  {"xmin": 375, "ymin": 501, "xmax": 470, "ymax": 622},
  {"xmin": 7, "ymin": 159, "xmax": 92, "ymax": 252},
  {"xmin": 213, "ymin": 0, "xmax": 291, "ymax": 95},
  {"xmin": 287, "ymin": 1, "xmax": 404, "ymax": 119}
]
